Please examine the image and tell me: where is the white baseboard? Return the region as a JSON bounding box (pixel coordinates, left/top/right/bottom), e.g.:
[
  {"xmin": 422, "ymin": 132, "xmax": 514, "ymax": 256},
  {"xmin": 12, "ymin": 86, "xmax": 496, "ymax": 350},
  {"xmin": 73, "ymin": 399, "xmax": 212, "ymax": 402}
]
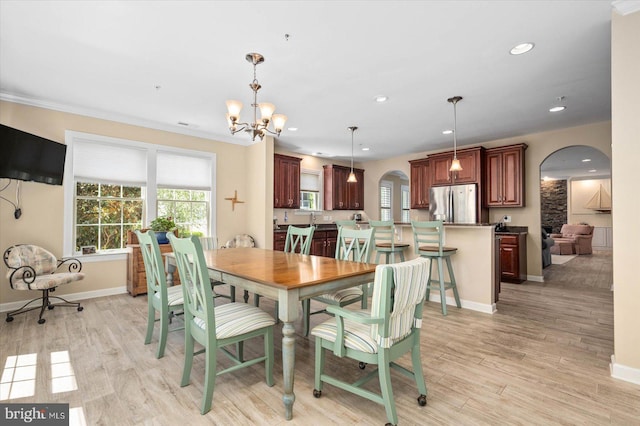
[
  {"xmin": 0, "ymin": 286, "xmax": 129, "ymax": 313},
  {"xmin": 527, "ymin": 274, "xmax": 544, "ymax": 282},
  {"xmin": 427, "ymin": 294, "xmax": 495, "ymax": 314},
  {"xmin": 610, "ymin": 355, "xmax": 640, "ymax": 385}
]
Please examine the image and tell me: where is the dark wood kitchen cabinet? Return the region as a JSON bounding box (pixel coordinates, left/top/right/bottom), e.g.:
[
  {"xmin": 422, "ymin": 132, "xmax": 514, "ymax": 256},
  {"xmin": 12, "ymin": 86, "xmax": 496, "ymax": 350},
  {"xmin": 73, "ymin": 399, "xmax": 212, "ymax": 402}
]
[
  {"xmin": 310, "ymin": 230, "xmax": 338, "ymax": 257},
  {"xmin": 323, "ymin": 164, "xmax": 364, "ymax": 210},
  {"xmin": 485, "ymin": 143, "xmax": 527, "ymax": 207},
  {"xmin": 499, "ymin": 233, "xmax": 527, "ymax": 283},
  {"xmin": 409, "ymin": 158, "xmax": 431, "ymax": 209},
  {"xmin": 429, "ymin": 147, "xmax": 483, "ymax": 186},
  {"xmin": 274, "ymin": 154, "xmax": 301, "ymax": 208}
]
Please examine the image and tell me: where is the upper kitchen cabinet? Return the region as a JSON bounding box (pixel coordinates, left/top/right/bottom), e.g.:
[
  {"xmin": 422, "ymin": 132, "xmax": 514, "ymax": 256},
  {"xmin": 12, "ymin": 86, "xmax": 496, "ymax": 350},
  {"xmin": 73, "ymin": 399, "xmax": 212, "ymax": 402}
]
[
  {"xmin": 323, "ymin": 164, "xmax": 365, "ymax": 210},
  {"xmin": 484, "ymin": 143, "xmax": 527, "ymax": 207},
  {"xmin": 274, "ymin": 154, "xmax": 301, "ymax": 208},
  {"xmin": 429, "ymin": 147, "xmax": 484, "ymax": 186},
  {"xmin": 409, "ymin": 158, "xmax": 430, "ymax": 209}
]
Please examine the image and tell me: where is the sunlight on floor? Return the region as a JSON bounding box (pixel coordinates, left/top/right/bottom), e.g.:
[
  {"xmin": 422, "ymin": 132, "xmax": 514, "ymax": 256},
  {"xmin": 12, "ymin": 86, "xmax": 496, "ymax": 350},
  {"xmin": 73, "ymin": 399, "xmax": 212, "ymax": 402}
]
[
  {"xmin": 51, "ymin": 351, "xmax": 77, "ymax": 394},
  {"xmin": 0, "ymin": 353, "xmax": 37, "ymax": 400}
]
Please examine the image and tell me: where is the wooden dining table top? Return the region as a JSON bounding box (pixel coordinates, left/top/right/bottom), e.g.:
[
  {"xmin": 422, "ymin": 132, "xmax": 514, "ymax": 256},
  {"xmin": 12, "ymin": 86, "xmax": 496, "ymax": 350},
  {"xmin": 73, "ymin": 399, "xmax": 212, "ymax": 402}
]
[{"xmin": 197, "ymin": 247, "xmax": 377, "ymax": 290}]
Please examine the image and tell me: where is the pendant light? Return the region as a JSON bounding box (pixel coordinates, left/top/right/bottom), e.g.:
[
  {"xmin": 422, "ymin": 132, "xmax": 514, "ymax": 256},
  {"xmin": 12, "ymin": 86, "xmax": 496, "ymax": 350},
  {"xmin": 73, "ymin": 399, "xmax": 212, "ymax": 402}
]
[
  {"xmin": 347, "ymin": 126, "xmax": 358, "ymax": 182},
  {"xmin": 448, "ymin": 96, "xmax": 463, "ymax": 172}
]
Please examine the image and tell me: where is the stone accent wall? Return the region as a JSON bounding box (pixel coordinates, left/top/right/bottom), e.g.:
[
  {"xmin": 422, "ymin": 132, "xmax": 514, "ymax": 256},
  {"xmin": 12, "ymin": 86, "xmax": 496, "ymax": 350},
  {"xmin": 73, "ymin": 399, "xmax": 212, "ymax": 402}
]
[{"xmin": 541, "ymin": 180, "xmax": 567, "ymax": 234}]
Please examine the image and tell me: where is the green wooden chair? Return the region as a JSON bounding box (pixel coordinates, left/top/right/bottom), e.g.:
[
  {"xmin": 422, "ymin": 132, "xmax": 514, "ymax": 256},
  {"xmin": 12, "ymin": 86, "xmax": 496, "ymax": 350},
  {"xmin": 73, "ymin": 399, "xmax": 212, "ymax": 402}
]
[
  {"xmin": 411, "ymin": 220, "xmax": 461, "ymax": 315},
  {"xmin": 199, "ymin": 236, "xmax": 234, "ymax": 301},
  {"xmin": 168, "ymin": 234, "xmax": 276, "ymax": 414},
  {"xmin": 255, "ymin": 225, "xmax": 315, "ymax": 317},
  {"xmin": 311, "ymin": 257, "xmax": 431, "ymax": 426},
  {"xmin": 370, "ymin": 220, "xmax": 410, "ymax": 264},
  {"xmin": 302, "ymin": 227, "xmax": 374, "ymax": 337},
  {"xmin": 136, "ymin": 230, "xmax": 184, "ymax": 359}
]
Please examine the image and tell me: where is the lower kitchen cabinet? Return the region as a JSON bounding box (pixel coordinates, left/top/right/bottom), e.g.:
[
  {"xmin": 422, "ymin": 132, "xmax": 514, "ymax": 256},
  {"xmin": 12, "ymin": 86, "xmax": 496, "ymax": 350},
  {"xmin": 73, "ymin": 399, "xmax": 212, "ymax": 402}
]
[
  {"xmin": 499, "ymin": 233, "xmax": 527, "ymax": 283},
  {"xmin": 310, "ymin": 230, "xmax": 337, "ymax": 257}
]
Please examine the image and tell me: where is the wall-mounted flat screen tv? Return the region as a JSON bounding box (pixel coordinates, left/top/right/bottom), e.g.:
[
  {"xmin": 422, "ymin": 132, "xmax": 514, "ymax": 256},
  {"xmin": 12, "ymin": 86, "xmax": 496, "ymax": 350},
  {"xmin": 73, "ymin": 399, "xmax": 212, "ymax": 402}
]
[{"xmin": 0, "ymin": 124, "xmax": 67, "ymax": 185}]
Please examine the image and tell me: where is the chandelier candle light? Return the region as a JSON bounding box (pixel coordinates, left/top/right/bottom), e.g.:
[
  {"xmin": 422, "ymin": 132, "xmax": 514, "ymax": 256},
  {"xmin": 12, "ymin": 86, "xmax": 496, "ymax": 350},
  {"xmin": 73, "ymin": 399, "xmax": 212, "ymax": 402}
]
[
  {"xmin": 448, "ymin": 96, "xmax": 463, "ymax": 172},
  {"xmin": 347, "ymin": 126, "xmax": 358, "ymax": 183},
  {"xmin": 226, "ymin": 53, "xmax": 287, "ymax": 141}
]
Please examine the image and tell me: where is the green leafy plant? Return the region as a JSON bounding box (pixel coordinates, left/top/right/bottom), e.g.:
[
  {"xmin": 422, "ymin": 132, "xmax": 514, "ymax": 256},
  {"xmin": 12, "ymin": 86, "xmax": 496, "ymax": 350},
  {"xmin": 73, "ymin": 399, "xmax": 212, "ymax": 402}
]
[{"xmin": 149, "ymin": 216, "xmax": 176, "ymax": 232}]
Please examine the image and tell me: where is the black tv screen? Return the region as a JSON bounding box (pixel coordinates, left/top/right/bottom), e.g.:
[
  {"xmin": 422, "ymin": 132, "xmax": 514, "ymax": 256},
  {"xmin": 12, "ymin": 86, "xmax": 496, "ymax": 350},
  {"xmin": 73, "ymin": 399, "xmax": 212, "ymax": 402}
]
[{"xmin": 0, "ymin": 124, "xmax": 67, "ymax": 185}]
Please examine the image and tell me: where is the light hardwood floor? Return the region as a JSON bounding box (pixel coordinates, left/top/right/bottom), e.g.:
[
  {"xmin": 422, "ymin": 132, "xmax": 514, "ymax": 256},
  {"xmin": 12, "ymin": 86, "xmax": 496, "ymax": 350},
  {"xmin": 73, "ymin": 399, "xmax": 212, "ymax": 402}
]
[{"xmin": 1, "ymin": 251, "xmax": 638, "ymax": 425}]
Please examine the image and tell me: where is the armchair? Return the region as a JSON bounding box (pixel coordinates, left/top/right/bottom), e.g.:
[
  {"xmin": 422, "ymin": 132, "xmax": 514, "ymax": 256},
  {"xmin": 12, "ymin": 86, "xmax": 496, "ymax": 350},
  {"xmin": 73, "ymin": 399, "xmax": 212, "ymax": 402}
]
[
  {"xmin": 311, "ymin": 257, "xmax": 430, "ymax": 425},
  {"xmin": 4, "ymin": 244, "xmax": 84, "ymax": 324},
  {"xmin": 550, "ymin": 224, "xmax": 594, "ymax": 255}
]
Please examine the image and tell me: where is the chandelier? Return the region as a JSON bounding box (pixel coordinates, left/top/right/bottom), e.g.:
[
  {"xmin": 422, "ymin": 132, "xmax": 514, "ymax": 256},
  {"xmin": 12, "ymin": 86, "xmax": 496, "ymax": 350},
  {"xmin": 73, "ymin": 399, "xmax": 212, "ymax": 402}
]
[
  {"xmin": 225, "ymin": 53, "xmax": 287, "ymax": 141},
  {"xmin": 347, "ymin": 126, "xmax": 358, "ymax": 182},
  {"xmin": 448, "ymin": 96, "xmax": 463, "ymax": 172}
]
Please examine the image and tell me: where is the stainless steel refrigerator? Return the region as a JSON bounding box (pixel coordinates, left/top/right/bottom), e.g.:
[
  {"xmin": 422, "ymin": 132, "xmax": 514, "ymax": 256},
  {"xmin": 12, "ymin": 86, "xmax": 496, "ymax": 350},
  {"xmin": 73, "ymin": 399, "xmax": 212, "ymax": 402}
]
[{"xmin": 429, "ymin": 184, "xmax": 477, "ymax": 224}]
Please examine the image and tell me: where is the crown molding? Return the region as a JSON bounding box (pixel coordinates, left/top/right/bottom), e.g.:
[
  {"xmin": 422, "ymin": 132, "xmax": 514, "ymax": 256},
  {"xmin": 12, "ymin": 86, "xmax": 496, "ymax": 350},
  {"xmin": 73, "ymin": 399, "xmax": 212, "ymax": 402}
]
[
  {"xmin": 612, "ymin": 0, "xmax": 640, "ymax": 15},
  {"xmin": 0, "ymin": 92, "xmax": 252, "ymax": 147}
]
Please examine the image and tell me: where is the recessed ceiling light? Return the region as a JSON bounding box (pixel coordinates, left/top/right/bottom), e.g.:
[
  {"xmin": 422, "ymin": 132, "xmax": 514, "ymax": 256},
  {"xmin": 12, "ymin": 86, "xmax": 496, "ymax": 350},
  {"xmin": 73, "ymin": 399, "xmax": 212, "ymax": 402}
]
[
  {"xmin": 582, "ymin": 158, "xmax": 592, "ymax": 162},
  {"xmin": 442, "ymin": 129, "xmax": 453, "ymax": 135},
  {"xmin": 549, "ymin": 106, "xmax": 566, "ymax": 113},
  {"xmin": 374, "ymin": 95, "xmax": 388, "ymax": 103},
  {"xmin": 589, "ymin": 169, "xmax": 597, "ymax": 173},
  {"xmin": 361, "ymin": 147, "xmax": 370, "ymax": 151},
  {"xmin": 312, "ymin": 152, "xmax": 322, "ymax": 156},
  {"xmin": 287, "ymin": 127, "xmax": 298, "ymax": 131},
  {"xmin": 510, "ymin": 42, "xmax": 535, "ymax": 55}
]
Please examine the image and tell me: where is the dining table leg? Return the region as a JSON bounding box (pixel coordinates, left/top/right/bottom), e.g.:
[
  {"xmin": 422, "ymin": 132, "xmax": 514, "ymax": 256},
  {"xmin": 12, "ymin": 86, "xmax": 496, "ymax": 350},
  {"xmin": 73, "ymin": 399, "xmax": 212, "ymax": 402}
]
[{"xmin": 279, "ymin": 290, "xmax": 299, "ymax": 420}]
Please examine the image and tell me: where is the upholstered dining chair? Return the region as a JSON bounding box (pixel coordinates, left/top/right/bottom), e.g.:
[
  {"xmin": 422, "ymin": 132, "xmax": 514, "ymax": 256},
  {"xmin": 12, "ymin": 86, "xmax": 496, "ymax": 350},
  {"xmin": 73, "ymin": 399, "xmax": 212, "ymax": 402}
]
[
  {"xmin": 136, "ymin": 230, "xmax": 184, "ymax": 359},
  {"xmin": 3, "ymin": 244, "xmax": 84, "ymax": 324},
  {"xmin": 168, "ymin": 233, "xmax": 275, "ymax": 414},
  {"xmin": 311, "ymin": 257, "xmax": 430, "ymax": 426},
  {"xmin": 302, "ymin": 227, "xmax": 374, "ymax": 337}
]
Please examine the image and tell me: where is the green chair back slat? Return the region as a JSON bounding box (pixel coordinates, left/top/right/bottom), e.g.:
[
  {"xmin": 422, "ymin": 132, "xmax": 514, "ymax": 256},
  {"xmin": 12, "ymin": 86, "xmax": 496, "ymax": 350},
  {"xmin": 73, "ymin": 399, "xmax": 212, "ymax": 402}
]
[{"xmin": 284, "ymin": 225, "xmax": 315, "ymax": 254}]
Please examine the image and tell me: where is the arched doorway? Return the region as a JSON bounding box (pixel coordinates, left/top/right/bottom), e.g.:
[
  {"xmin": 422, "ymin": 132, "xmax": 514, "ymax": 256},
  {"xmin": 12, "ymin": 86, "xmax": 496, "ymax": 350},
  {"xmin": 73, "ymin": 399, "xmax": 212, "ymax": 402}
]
[
  {"xmin": 540, "ymin": 145, "xmax": 612, "ymax": 277},
  {"xmin": 378, "ymin": 170, "xmax": 409, "ymax": 222}
]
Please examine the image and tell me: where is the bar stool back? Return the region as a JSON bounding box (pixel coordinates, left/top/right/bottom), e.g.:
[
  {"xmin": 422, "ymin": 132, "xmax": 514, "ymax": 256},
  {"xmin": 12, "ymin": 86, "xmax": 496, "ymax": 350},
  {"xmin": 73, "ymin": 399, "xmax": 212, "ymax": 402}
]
[
  {"xmin": 411, "ymin": 220, "xmax": 461, "ymax": 315},
  {"xmin": 370, "ymin": 220, "xmax": 410, "ymax": 264}
]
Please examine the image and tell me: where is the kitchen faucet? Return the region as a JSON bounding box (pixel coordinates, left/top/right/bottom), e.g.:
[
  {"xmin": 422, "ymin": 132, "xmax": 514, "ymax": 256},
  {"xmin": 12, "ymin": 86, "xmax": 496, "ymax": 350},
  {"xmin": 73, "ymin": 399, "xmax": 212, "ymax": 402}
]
[{"xmin": 310, "ymin": 212, "xmax": 316, "ymax": 225}]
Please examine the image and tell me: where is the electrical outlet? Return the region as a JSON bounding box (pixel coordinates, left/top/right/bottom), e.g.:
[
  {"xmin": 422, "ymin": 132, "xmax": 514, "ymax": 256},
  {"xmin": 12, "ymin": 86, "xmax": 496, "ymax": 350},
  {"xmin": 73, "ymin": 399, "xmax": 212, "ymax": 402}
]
[
  {"xmin": 323, "ymin": 215, "xmax": 330, "ymax": 221},
  {"xmin": 503, "ymin": 215, "xmax": 512, "ymax": 223}
]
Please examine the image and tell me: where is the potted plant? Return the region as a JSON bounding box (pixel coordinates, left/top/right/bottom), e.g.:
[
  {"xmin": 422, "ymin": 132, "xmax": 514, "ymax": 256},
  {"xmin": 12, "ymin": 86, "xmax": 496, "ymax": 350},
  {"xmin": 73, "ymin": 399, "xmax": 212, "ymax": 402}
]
[{"xmin": 149, "ymin": 216, "xmax": 177, "ymax": 244}]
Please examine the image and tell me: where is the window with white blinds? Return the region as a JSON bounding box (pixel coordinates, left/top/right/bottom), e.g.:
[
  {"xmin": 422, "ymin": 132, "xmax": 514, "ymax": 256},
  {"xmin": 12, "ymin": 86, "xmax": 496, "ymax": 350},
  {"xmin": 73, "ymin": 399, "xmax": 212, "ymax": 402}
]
[
  {"xmin": 401, "ymin": 185, "xmax": 410, "ymax": 223},
  {"xmin": 63, "ymin": 131, "xmax": 216, "ymax": 256},
  {"xmin": 380, "ymin": 180, "xmax": 392, "ymax": 221},
  {"xmin": 300, "ymin": 169, "xmax": 322, "ymax": 210}
]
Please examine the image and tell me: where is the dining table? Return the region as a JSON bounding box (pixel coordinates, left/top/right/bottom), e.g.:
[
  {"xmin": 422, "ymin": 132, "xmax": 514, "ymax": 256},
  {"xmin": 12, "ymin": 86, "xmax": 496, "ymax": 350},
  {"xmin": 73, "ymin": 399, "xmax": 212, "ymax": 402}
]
[{"xmin": 164, "ymin": 247, "xmax": 377, "ymax": 421}]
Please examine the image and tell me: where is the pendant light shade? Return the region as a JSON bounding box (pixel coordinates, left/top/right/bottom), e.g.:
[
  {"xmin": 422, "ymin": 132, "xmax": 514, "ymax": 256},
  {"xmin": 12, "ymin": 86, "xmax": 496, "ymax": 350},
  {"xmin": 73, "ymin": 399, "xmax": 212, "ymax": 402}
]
[
  {"xmin": 448, "ymin": 96, "xmax": 463, "ymax": 172},
  {"xmin": 347, "ymin": 126, "xmax": 358, "ymax": 182}
]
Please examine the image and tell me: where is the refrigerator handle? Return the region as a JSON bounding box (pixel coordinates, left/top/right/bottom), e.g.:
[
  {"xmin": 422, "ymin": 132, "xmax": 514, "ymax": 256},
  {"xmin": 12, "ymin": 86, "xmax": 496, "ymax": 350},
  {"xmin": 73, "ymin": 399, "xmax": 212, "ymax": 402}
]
[{"xmin": 448, "ymin": 187, "xmax": 454, "ymax": 223}]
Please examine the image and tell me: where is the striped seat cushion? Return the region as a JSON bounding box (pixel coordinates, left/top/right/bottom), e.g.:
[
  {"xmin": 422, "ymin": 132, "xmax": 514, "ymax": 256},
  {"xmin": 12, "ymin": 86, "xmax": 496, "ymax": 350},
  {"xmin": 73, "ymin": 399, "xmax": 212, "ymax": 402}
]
[
  {"xmin": 317, "ymin": 287, "xmax": 363, "ymax": 304},
  {"xmin": 11, "ymin": 272, "xmax": 85, "ymax": 291},
  {"xmin": 153, "ymin": 285, "xmax": 184, "ymax": 307},
  {"xmin": 311, "ymin": 313, "xmax": 378, "ymax": 354},
  {"xmin": 193, "ymin": 302, "xmax": 276, "ymax": 339}
]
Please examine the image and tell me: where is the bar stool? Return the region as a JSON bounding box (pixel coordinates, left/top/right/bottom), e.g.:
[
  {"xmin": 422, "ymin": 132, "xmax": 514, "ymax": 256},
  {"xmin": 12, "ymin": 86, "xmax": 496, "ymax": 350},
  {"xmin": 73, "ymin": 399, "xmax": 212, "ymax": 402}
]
[
  {"xmin": 411, "ymin": 220, "xmax": 461, "ymax": 315},
  {"xmin": 369, "ymin": 220, "xmax": 410, "ymax": 264}
]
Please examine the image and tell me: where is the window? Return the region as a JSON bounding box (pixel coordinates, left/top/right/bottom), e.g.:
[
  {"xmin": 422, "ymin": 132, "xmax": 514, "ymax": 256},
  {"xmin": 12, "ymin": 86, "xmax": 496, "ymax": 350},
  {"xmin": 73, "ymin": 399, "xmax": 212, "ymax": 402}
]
[
  {"xmin": 300, "ymin": 169, "xmax": 322, "ymax": 211},
  {"xmin": 401, "ymin": 185, "xmax": 410, "ymax": 223},
  {"xmin": 64, "ymin": 131, "xmax": 216, "ymax": 256},
  {"xmin": 75, "ymin": 183, "xmax": 143, "ymax": 251},
  {"xmin": 380, "ymin": 180, "xmax": 392, "ymax": 221}
]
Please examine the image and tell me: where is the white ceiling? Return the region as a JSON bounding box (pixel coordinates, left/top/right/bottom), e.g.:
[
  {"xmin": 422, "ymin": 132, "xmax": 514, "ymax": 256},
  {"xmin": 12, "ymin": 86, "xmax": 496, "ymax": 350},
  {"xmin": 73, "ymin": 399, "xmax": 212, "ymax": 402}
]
[{"xmin": 0, "ymin": 1, "xmax": 618, "ymax": 163}]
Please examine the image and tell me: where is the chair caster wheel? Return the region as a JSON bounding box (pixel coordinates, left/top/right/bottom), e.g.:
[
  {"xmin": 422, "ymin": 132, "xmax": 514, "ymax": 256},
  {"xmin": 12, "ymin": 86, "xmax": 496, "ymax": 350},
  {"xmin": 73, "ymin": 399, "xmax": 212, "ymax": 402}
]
[
  {"xmin": 385, "ymin": 423, "xmax": 396, "ymax": 426},
  {"xmin": 358, "ymin": 362, "xmax": 366, "ymax": 370},
  {"xmin": 417, "ymin": 394, "xmax": 427, "ymax": 406},
  {"xmin": 38, "ymin": 318, "xmax": 46, "ymax": 324},
  {"xmin": 313, "ymin": 389, "xmax": 321, "ymax": 398},
  {"xmin": 78, "ymin": 307, "xmax": 84, "ymax": 312},
  {"xmin": 48, "ymin": 305, "xmax": 55, "ymax": 310},
  {"xmin": 6, "ymin": 316, "xmax": 14, "ymax": 322}
]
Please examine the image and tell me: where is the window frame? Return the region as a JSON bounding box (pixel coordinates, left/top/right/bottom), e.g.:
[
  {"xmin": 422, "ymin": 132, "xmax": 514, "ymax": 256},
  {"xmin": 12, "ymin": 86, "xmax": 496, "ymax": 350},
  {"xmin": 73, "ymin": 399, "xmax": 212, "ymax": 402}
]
[
  {"xmin": 401, "ymin": 184, "xmax": 410, "ymax": 223},
  {"xmin": 380, "ymin": 180, "xmax": 393, "ymax": 221},
  {"xmin": 63, "ymin": 131, "xmax": 216, "ymax": 258}
]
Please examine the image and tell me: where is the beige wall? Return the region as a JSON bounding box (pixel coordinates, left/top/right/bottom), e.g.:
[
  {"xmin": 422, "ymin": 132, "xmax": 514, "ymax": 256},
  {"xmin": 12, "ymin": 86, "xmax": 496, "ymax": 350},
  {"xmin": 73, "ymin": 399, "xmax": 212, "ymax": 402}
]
[
  {"xmin": 611, "ymin": 11, "xmax": 640, "ymax": 374},
  {"xmin": 0, "ymin": 101, "xmax": 249, "ymax": 303}
]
